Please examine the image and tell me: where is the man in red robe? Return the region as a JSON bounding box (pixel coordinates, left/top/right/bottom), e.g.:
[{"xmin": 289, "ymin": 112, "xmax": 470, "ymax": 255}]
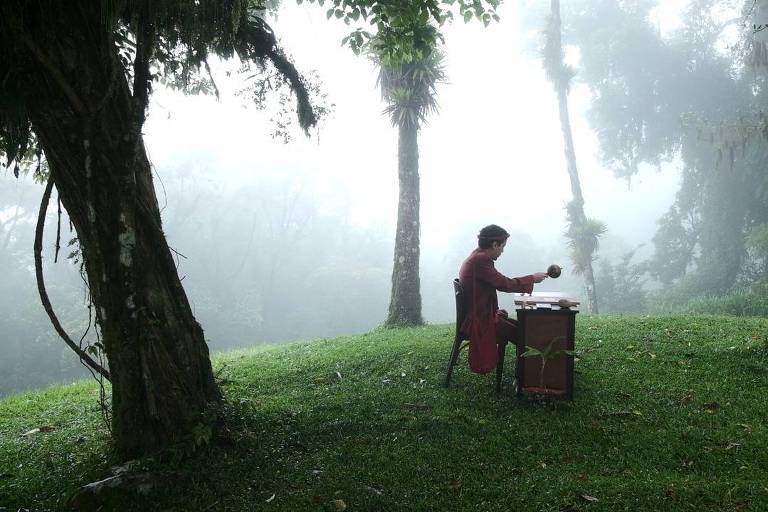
[{"xmin": 459, "ymin": 224, "xmax": 548, "ymax": 373}]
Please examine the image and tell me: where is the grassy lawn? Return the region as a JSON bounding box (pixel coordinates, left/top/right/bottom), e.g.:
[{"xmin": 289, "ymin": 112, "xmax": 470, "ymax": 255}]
[{"xmin": 1, "ymin": 314, "xmax": 767, "ymax": 511}]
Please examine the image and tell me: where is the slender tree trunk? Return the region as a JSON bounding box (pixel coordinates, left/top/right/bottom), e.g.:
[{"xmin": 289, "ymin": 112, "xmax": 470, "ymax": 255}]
[
  {"xmin": 386, "ymin": 123, "xmax": 423, "ymax": 326},
  {"xmin": 6, "ymin": 4, "xmax": 219, "ymax": 457},
  {"xmin": 550, "ymin": 0, "xmax": 599, "ymax": 313}
]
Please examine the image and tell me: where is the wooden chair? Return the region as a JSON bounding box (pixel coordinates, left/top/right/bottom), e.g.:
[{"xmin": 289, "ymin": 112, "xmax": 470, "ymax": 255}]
[
  {"xmin": 444, "ymin": 279, "xmax": 469, "ymax": 387},
  {"xmin": 444, "ymin": 278, "xmax": 510, "ymax": 391}
]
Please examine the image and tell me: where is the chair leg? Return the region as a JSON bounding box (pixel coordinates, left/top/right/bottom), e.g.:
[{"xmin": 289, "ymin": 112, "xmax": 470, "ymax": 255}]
[
  {"xmin": 496, "ymin": 340, "xmax": 507, "ymax": 392},
  {"xmin": 444, "ymin": 335, "xmax": 464, "ymax": 387}
]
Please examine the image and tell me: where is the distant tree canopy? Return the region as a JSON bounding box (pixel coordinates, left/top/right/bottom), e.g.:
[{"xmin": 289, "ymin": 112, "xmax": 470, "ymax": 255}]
[{"xmin": 563, "ymin": 0, "xmax": 768, "ymax": 300}]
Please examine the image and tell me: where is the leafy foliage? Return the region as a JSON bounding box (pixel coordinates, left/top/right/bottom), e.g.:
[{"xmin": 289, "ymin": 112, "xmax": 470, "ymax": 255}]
[
  {"xmin": 681, "ymin": 284, "xmax": 768, "ymax": 317},
  {"xmin": 303, "ymin": 0, "xmax": 501, "ymax": 61},
  {"xmin": 595, "ymin": 249, "xmax": 649, "ymax": 313},
  {"xmin": 374, "ymin": 45, "xmax": 446, "ymax": 130},
  {"xmin": 563, "ymin": 201, "xmax": 606, "ymax": 276},
  {"xmin": 520, "ymin": 336, "xmax": 574, "ymax": 390}
]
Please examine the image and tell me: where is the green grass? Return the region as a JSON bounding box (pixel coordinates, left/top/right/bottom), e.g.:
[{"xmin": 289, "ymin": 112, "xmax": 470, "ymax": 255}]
[{"xmin": 1, "ymin": 314, "xmax": 767, "ymax": 511}]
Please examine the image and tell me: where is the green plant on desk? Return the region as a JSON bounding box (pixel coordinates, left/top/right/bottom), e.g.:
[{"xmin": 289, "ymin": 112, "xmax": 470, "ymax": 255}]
[{"xmin": 521, "ymin": 336, "xmax": 574, "ymax": 392}]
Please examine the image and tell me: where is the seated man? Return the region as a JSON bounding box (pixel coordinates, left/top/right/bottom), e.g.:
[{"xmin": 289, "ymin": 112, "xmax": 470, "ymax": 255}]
[{"xmin": 459, "ymin": 224, "xmax": 548, "ymax": 373}]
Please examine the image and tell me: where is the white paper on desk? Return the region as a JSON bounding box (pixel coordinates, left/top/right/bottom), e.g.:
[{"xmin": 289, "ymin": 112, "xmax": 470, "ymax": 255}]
[{"xmin": 510, "ymin": 292, "xmax": 580, "ymax": 306}]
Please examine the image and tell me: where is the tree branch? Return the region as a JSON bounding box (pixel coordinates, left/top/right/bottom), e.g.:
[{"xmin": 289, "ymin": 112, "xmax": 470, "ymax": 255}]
[
  {"xmin": 54, "ymin": 194, "xmax": 62, "ymax": 263},
  {"xmin": 19, "ymin": 33, "xmax": 86, "ymax": 115},
  {"xmin": 132, "ymin": 4, "xmax": 155, "ymax": 129},
  {"xmin": 35, "ymin": 178, "xmax": 111, "ymax": 381},
  {"xmin": 204, "ymin": 59, "xmax": 221, "ymax": 101},
  {"xmin": 237, "ymin": 14, "xmax": 317, "ymax": 132}
]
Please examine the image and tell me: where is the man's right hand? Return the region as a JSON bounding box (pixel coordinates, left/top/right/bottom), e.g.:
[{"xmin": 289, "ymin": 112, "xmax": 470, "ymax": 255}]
[{"xmin": 532, "ymin": 272, "xmax": 548, "ymax": 283}]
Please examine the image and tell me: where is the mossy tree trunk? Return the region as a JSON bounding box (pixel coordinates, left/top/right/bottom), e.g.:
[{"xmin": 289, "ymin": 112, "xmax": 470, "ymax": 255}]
[
  {"xmin": 386, "ymin": 123, "xmax": 423, "ymax": 326},
  {"xmin": 4, "ymin": 3, "xmax": 219, "ymax": 457}
]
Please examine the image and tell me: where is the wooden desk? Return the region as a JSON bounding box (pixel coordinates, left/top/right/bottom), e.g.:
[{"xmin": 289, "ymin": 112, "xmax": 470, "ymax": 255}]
[{"xmin": 513, "ymin": 296, "xmax": 578, "ymax": 400}]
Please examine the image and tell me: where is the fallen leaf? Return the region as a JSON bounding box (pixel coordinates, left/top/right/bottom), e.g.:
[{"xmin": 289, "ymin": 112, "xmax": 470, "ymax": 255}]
[
  {"xmin": 365, "ymin": 485, "xmax": 383, "ymax": 495},
  {"xmin": 335, "ymin": 371, "xmax": 342, "ymax": 380},
  {"xmin": 333, "ymin": 499, "xmax": 347, "ymax": 511},
  {"xmin": 265, "ymin": 493, "xmax": 275, "ymax": 503},
  {"xmin": 704, "ymin": 402, "xmax": 720, "ymax": 413},
  {"xmin": 403, "ymin": 401, "xmax": 431, "ymax": 410},
  {"xmin": 575, "ymin": 473, "xmax": 588, "ymax": 481},
  {"xmin": 580, "ymin": 494, "xmax": 599, "ymax": 502},
  {"xmin": 737, "ymin": 423, "xmax": 753, "ymax": 433},
  {"xmin": 448, "ymin": 478, "xmax": 463, "ymax": 490},
  {"xmin": 725, "ymin": 442, "xmax": 741, "ymax": 450}
]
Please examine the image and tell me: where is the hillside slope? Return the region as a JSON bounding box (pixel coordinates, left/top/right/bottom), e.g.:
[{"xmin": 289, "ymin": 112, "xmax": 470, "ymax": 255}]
[{"xmin": 1, "ymin": 315, "xmax": 767, "ymax": 511}]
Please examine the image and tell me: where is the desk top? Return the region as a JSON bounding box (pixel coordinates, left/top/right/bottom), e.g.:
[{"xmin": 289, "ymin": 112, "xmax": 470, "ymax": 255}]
[{"xmin": 512, "ymin": 293, "xmax": 580, "ymax": 308}]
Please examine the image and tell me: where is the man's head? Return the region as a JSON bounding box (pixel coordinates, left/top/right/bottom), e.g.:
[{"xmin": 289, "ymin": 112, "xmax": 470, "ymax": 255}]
[{"xmin": 478, "ymin": 224, "xmax": 509, "ymax": 260}]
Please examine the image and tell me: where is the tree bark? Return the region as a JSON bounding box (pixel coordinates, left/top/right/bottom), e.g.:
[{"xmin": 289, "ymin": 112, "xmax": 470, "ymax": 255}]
[
  {"xmin": 551, "ymin": 0, "xmax": 599, "ymax": 314},
  {"xmin": 386, "ymin": 123, "xmax": 423, "ymax": 326},
  {"xmin": 4, "ymin": 3, "xmax": 219, "ymax": 457}
]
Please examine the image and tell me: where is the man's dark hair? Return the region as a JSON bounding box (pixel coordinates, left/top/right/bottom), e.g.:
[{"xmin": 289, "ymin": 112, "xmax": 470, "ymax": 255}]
[{"xmin": 477, "ymin": 224, "xmax": 510, "ymax": 249}]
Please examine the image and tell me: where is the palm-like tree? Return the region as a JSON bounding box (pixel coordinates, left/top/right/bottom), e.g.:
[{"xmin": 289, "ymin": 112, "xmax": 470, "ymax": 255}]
[
  {"xmin": 374, "ymin": 43, "xmax": 445, "ymax": 326},
  {"xmin": 543, "ymin": 0, "xmax": 604, "ymax": 313}
]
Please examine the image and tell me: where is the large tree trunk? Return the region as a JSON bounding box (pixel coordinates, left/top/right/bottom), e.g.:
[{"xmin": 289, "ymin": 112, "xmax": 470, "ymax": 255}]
[
  {"xmin": 386, "ymin": 123, "xmax": 423, "ymax": 326},
  {"xmin": 6, "ymin": 4, "xmax": 219, "ymax": 457},
  {"xmin": 551, "ymin": 0, "xmax": 599, "ymax": 314}
]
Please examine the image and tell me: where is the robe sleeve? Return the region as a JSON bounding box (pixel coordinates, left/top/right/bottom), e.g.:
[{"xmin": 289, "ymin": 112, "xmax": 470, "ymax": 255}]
[{"xmin": 475, "ymin": 256, "xmax": 535, "ymax": 294}]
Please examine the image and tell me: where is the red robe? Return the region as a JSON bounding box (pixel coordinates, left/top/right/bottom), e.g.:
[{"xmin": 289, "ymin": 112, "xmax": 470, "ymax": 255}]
[{"xmin": 459, "ymin": 248, "xmax": 535, "ymax": 373}]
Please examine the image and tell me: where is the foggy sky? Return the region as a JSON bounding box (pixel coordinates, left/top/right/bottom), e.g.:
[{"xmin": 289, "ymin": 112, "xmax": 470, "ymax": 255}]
[{"xmin": 142, "ymin": 0, "xmax": 682, "ymax": 282}]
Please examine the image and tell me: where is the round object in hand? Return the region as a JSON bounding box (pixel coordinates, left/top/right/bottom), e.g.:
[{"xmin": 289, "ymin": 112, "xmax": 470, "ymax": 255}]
[{"xmin": 547, "ymin": 264, "xmax": 562, "ymax": 278}]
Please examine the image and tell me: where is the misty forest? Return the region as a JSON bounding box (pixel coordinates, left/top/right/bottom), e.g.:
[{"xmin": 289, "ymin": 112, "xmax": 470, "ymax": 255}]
[{"xmin": 1, "ymin": 0, "xmax": 767, "ymax": 510}]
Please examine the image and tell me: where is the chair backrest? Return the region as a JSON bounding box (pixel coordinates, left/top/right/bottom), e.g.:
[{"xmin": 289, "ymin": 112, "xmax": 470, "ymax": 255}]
[{"xmin": 453, "ymin": 278, "xmax": 467, "ymax": 337}]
